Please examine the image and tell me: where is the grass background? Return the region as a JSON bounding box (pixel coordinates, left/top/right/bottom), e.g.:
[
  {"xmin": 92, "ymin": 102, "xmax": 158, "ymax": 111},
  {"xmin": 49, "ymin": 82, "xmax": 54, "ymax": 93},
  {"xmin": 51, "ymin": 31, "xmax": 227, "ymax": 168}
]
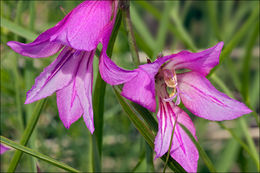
[{"xmin": 1, "ymin": 0, "xmax": 259, "ymax": 172}]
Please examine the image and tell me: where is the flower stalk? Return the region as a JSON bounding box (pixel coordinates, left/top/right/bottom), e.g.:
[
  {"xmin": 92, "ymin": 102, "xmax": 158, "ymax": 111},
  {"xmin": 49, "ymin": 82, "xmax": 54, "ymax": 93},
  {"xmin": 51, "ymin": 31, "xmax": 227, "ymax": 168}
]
[{"xmin": 121, "ymin": 0, "xmax": 140, "ymax": 67}]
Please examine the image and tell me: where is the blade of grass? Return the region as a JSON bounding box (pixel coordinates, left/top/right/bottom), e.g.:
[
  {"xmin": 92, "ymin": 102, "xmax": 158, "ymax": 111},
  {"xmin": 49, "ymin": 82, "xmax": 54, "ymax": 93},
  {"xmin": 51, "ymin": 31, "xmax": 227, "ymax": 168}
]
[
  {"xmin": 7, "ymin": 99, "xmax": 47, "ymax": 172},
  {"xmin": 1, "ymin": 136, "xmax": 80, "ymax": 173},
  {"xmin": 215, "ymin": 123, "xmax": 241, "ymax": 172},
  {"xmin": 153, "ymin": 1, "xmax": 173, "ymax": 58},
  {"xmin": 1, "ymin": 17, "xmax": 37, "ymax": 41},
  {"xmin": 241, "ymin": 21, "xmax": 259, "ymax": 104},
  {"xmin": 209, "ymin": 6, "xmax": 259, "ymax": 75},
  {"xmin": 207, "ymin": 0, "xmax": 222, "ymax": 41},
  {"xmin": 130, "ymin": 3, "xmax": 155, "ymax": 51},
  {"xmin": 136, "ymin": 1, "xmax": 197, "ymax": 51}
]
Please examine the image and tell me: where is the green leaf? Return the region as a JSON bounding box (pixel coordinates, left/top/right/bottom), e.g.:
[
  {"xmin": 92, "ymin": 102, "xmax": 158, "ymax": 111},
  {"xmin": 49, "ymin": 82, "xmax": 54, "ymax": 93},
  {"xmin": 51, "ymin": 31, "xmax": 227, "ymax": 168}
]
[
  {"xmin": 153, "ymin": 1, "xmax": 173, "ymax": 58},
  {"xmin": 0, "ymin": 136, "xmax": 80, "ymax": 173},
  {"xmin": 130, "ymin": 4, "xmax": 155, "ymax": 52},
  {"xmin": 179, "ymin": 123, "xmax": 216, "ymax": 172},
  {"xmin": 7, "ymin": 99, "xmax": 47, "ymax": 172},
  {"xmin": 1, "ymin": 17, "xmax": 37, "ymax": 41}
]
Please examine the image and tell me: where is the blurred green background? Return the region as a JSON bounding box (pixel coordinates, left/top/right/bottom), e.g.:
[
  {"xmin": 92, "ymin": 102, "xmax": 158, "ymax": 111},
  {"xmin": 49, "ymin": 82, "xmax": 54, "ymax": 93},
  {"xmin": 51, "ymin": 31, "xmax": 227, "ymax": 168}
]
[{"xmin": 1, "ymin": 0, "xmax": 259, "ymax": 172}]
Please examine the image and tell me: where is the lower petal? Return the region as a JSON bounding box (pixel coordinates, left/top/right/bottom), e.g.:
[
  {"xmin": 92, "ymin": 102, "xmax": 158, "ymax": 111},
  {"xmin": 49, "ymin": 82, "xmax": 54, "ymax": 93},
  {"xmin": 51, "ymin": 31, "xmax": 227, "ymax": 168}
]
[
  {"xmin": 178, "ymin": 72, "xmax": 252, "ymax": 121},
  {"xmin": 75, "ymin": 51, "xmax": 95, "ymax": 134},
  {"xmin": 154, "ymin": 101, "xmax": 198, "ymax": 172},
  {"xmin": 25, "ymin": 47, "xmax": 83, "ymax": 104},
  {"xmin": 56, "ymin": 81, "xmax": 83, "ymax": 129}
]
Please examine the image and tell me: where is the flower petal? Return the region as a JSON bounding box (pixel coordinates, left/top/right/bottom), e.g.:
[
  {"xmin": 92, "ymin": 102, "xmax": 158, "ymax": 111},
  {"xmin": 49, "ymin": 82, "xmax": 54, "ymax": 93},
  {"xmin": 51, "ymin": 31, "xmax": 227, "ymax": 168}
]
[
  {"xmin": 74, "ymin": 51, "xmax": 95, "ymax": 134},
  {"xmin": 121, "ymin": 56, "xmax": 171, "ymax": 112},
  {"xmin": 99, "ymin": 52, "xmax": 138, "ymax": 85},
  {"xmin": 6, "ymin": 13, "xmax": 70, "ymax": 58},
  {"xmin": 25, "ymin": 47, "xmax": 84, "ymax": 104},
  {"xmin": 0, "ymin": 143, "xmax": 10, "ymax": 154},
  {"xmin": 178, "ymin": 71, "xmax": 252, "ymax": 121},
  {"xmin": 154, "ymin": 101, "xmax": 198, "ymax": 173},
  {"xmin": 54, "ymin": 1, "xmax": 116, "ymax": 51},
  {"xmin": 56, "ymin": 81, "xmax": 83, "ymax": 129},
  {"xmin": 164, "ymin": 42, "xmax": 224, "ymax": 76}
]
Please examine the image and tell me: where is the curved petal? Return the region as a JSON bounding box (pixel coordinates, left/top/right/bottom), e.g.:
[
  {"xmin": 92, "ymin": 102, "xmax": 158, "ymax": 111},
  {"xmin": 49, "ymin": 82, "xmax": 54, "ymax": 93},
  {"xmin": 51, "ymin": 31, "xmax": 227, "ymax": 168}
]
[
  {"xmin": 74, "ymin": 51, "xmax": 95, "ymax": 134},
  {"xmin": 7, "ymin": 41, "xmax": 63, "ymax": 58},
  {"xmin": 53, "ymin": 1, "xmax": 116, "ymax": 51},
  {"xmin": 56, "ymin": 81, "xmax": 83, "ymax": 129},
  {"xmin": 25, "ymin": 47, "xmax": 83, "ymax": 104},
  {"xmin": 178, "ymin": 72, "xmax": 252, "ymax": 121},
  {"xmin": 99, "ymin": 52, "xmax": 138, "ymax": 85},
  {"xmin": 122, "ymin": 68, "xmax": 157, "ymax": 112},
  {"xmin": 154, "ymin": 101, "xmax": 198, "ymax": 173},
  {"xmin": 6, "ymin": 13, "xmax": 70, "ymax": 58},
  {"xmin": 0, "ymin": 144, "xmax": 10, "ymax": 154},
  {"xmin": 164, "ymin": 42, "xmax": 224, "ymax": 76},
  {"xmin": 121, "ymin": 56, "xmax": 171, "ymax": 112}
]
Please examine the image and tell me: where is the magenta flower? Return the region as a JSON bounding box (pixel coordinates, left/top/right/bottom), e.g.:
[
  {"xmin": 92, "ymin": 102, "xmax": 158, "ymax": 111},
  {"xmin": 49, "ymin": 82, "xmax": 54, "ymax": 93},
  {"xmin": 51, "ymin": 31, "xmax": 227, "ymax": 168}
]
[
  {"xmin": 7, "ymin": 0, "xmax": 118, "ymax": 133},
  {"xmin": 99, "ymin": 42, "xmax": 252, "ymax": 172}
]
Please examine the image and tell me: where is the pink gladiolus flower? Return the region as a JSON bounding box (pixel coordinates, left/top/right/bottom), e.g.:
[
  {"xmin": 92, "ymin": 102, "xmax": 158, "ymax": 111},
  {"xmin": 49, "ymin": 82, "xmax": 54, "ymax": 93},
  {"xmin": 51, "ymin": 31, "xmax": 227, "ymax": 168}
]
[
  {"xmin": 7, "ymin": 1, "xmax": 118, "ymax": 133},
  {"xmin": 100, "ymin": 42, "xmax": 252, "ymax": 172},
  {"xmin": 0, "ymin": 144, "xmax": 10, "ymax": 154}
]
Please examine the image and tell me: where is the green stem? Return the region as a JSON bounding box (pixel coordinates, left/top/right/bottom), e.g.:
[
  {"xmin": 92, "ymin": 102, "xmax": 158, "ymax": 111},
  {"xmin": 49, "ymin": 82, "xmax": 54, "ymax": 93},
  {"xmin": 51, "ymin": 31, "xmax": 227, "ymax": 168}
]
[
  {"xmin": 7, "ymin": 99, "xmax": 47, "ymax": 172},
  {"xmin": 121, "ymin": 0, "xmax": 140, "ymax": 67},
  {"xmin": 91, "ymin": 9, "xmax": 122, "ymax": 172}
]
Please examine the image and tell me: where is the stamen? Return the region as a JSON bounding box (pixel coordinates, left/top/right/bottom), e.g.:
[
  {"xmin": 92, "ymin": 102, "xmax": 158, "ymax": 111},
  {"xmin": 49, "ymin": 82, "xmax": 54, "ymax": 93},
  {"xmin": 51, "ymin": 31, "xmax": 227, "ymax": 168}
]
[{"xmin": 163, "ymin": 69, "xmax": 177, "ymax": 88}]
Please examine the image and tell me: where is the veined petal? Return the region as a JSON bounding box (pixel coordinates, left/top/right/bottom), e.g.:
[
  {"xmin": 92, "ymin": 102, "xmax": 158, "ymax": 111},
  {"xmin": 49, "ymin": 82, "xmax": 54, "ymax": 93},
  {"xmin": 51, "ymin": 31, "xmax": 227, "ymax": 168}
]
[
  {"xmin": 54, "ymin": 1, "xmax": 116, "ymax": 51},
  {"xmin": 163, "ymin": 42, "xmax": 224, "ymax": 76},
  {"xmin": 74, "ymin": 51, "xmax": 95, "ymax": 134},
  {"xmin": 56, "ymin": 81, "xmax": 83, "ymax": 129},
  {"xmin": 154, "ymin": 101, "xmax": 198, "ymax": 173},
  {"xmin": 99, "ymin": 52, "xmax": 138, "ymax": 85},
  {"xmin": 25, "ymin": 47, "xmax": 83, "ymax": 104},
  {"xmin": 178, "ymin": 72, "xmax": 252, "ymax": 121},
  {"xmin": 0, "ymin": 143, "xmax": 10, "ymax": 154}
]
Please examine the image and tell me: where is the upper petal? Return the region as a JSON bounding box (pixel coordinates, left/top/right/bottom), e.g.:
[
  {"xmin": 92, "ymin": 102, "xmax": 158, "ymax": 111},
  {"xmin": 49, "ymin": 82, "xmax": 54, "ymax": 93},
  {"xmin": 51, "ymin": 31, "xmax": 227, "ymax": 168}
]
[
  {"xmin": 53, "ymin": 1, "xmax": 117, "ymax": 51},
  {"xmin": 163, "ymin": 42, "xmax": 224, "ymax": 76},
  {"xmin": 154, "ymin": 101, "xmax": 198, "ymax": 173},
  {"xmin": 25, "ymin": 47, "xmax": 84, "ymax": 104},
  {"xmin": 178, "ymin": 71, "xmax": 252, "ymax": 121}
]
